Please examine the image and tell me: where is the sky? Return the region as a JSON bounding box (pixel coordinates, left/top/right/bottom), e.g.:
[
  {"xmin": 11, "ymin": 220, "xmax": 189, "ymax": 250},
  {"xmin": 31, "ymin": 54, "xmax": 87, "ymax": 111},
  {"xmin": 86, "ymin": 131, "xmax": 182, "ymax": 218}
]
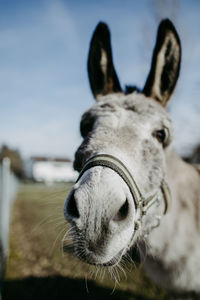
[{"xmin": 0, "ymin": 0, "xmax": 200, "ymax": 160}]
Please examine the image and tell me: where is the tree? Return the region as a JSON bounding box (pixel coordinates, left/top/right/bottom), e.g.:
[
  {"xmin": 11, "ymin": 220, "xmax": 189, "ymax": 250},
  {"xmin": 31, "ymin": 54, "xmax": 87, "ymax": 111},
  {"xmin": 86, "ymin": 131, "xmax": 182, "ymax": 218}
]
[{"xmin": 0, "ymin": 145, "xmax": 25, "ymax": 179}]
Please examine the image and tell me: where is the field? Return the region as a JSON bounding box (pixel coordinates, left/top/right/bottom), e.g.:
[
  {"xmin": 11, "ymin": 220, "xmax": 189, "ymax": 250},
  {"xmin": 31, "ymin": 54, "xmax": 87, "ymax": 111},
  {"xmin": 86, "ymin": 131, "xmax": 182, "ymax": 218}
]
[{"xmin": 2, "ymin": 184, "xmax": 194, "ymax": 300}]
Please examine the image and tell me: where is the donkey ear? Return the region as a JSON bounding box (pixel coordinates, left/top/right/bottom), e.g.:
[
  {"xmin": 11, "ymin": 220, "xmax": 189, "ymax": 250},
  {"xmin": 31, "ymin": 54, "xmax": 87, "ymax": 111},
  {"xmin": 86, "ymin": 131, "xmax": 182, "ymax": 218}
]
[
  {"xmin": 87, "ymin": 22, "xmax": 122, "ymax": 100},
  {"xmin": 143, "ymin": 19, "xmax": 181, "ymax": 106}
]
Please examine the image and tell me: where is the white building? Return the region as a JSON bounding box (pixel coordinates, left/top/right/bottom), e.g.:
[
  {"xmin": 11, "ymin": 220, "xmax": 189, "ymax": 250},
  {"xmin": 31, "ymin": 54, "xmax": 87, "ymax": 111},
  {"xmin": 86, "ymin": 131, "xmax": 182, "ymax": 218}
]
[{"xmin": 26, "ymin": 157, "xmax": 78, "ymax": 183}]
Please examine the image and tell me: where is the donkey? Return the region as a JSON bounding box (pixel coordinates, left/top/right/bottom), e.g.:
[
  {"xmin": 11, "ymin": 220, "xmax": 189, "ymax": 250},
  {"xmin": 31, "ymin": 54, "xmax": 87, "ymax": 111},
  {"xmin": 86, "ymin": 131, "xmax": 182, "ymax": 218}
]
[{"xmin": 63, "ymin": 19, "xmax": 200, "ymax": 292}]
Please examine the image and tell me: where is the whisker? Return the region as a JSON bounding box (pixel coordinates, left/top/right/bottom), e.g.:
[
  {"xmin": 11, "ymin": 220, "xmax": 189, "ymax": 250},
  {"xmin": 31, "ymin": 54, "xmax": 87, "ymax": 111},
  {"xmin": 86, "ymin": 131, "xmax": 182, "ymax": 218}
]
[
  {"xmin": 31, "ymin": 214, "xmax": 64, "ymax": 233},
  {"xmin": 85, "ymin": 274, "xmax": 89, "ymax": 293},
  {"xmin": 50, "ymin": 226, "xmax": 68, "ymax": 255}
]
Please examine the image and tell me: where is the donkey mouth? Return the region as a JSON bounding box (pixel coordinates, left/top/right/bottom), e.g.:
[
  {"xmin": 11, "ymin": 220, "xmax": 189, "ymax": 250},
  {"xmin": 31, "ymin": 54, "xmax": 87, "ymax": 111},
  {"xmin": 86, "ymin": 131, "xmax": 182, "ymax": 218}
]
[
  {"xmin": 63, "ymin": 239, "xmax": 125, "ymax": 267},
  {"xmin": 73, "ymin": 247, "xmax": 124, "ymax": 267},
  {"xmin": 101, "ymin": 250, "xmax": 124, "ymax": 266}
]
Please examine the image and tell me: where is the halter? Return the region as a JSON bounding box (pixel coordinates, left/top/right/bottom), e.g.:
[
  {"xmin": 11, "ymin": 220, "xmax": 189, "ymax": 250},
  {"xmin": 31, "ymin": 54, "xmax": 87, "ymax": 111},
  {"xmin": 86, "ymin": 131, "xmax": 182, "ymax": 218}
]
[{"xmin": 76, "ymin": 154, "xmax": 171, "ymax": 240}]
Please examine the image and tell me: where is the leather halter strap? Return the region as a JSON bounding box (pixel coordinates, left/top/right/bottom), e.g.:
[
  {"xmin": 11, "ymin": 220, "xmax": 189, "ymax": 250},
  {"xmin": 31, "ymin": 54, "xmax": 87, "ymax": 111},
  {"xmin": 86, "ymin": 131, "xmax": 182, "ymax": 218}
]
[{"xmin": 76, "ymin": 154, "xmax": 171, "ymax": 221}]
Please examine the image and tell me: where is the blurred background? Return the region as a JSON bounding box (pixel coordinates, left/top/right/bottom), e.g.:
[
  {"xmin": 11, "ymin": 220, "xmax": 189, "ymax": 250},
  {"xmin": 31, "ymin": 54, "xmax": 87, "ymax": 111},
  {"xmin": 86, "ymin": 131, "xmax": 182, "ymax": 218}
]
[
  {"xmin": 0, "ymin": 0, "xmax": 200, "ymax": 299},
  {"xmin": 1, "ymin": 0, "xmax": 200, "ymax": 166}
]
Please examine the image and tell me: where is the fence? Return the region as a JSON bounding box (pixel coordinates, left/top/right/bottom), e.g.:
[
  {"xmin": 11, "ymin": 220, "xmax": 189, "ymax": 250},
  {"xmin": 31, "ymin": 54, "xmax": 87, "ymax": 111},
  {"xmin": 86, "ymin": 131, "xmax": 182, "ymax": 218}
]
[{"xmin": 0, "ymin": 158, "xmax": 19, "ymax": 298}]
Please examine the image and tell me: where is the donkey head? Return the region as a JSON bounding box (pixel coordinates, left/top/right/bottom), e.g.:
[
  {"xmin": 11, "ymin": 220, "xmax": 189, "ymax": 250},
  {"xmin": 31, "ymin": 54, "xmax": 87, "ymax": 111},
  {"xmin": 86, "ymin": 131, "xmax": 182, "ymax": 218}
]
[{"xmin": 64, "ymin": 19, "xmax": 181, "ymax": 266}]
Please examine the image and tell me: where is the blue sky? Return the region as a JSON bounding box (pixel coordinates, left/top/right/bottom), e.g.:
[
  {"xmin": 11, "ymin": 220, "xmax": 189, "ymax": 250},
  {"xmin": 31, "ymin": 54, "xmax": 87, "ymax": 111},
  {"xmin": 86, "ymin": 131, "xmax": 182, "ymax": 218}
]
[{"xmin": 0, "ymin": 0, "xmax": 200, "ymax": 159}]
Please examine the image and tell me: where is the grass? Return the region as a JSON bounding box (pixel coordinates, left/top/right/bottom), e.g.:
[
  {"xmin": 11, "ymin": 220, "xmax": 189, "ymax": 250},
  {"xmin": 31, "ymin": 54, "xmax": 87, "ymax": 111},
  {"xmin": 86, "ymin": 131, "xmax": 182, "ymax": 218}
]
[{"xmin": 2, "ymin": 183, "xmax": 192, "ymax": 300}]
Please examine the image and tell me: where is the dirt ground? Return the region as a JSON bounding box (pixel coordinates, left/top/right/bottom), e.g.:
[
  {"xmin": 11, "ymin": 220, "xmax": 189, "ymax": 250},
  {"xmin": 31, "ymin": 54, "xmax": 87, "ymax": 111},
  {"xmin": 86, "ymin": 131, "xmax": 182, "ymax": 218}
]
[{"xmin": 2, "ymin": 184, "xmax": 197, "ymax": 300}]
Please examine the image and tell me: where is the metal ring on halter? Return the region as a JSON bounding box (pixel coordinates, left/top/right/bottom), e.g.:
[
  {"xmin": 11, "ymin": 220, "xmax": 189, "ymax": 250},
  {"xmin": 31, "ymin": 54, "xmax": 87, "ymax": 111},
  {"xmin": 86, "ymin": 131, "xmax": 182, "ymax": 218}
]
[{"xmin": 76, "ymin": 154, "xmax": 171, "ymax": 232}]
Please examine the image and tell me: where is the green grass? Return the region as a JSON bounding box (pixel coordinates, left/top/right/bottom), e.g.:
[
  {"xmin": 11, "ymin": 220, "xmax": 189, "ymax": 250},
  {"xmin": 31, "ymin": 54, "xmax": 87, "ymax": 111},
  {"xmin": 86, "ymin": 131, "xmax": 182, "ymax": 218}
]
[{"xmin": 3, "ymin": 183, "xmax": 187, "ymax": 300}]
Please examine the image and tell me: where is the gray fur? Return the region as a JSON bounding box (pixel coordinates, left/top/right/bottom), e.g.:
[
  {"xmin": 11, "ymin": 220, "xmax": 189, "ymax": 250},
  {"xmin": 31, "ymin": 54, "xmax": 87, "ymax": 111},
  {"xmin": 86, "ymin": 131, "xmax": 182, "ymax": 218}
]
[{"xmin": 64, "ymin": 20, "xmax": 200, "ymax": 292}]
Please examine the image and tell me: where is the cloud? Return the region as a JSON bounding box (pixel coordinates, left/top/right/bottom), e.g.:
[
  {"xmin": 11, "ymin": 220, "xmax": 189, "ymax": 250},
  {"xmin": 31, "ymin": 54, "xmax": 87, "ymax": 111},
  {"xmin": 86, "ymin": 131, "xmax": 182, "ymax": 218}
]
[
  {"xmin": 171, "ymin": 94, "xmax": 200, "ymax": 156},
  {"xmin": 0, "ymin": 1, "xmax": 79, "ymax": 50},
  {"xmin": 1, "ymin": 0, "xmax": 200, "ymax": 160},
  {"xmin": 1, "ymin": 115, "xmax": 82, "ymax": 159},
  {"xmin": 0, "ymin": 0, "xmax": 87, "ymax": 158}
]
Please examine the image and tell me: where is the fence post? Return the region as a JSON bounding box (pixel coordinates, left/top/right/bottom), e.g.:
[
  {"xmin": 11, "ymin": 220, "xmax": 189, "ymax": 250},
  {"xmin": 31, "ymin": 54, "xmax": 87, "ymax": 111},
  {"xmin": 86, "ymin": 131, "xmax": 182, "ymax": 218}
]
[
  {"xmin": 0, "ymin": 158, "xmax": 18, "ymax": 298},
  {"xmin": 0, "ymin": 158, "xmax": 10, "ymax": 297}
]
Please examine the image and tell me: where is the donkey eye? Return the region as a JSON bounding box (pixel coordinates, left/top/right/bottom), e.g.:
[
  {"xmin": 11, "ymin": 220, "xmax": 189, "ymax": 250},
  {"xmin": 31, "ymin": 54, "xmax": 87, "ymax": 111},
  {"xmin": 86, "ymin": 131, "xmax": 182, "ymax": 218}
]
[
  {"xmin": 80, "ymin": 118, "xmax": 95, "ymax": 137},
  {"xmin": 153, "ymin": 128, "xmax": 169, "ymax": 146}
]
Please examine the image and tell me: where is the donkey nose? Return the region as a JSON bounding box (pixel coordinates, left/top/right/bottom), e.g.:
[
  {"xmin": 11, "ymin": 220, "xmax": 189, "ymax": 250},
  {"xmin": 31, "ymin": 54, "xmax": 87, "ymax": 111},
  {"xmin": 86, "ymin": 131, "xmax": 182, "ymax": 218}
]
[
  {"xmin": 64, "ymin": 190, "xmax": 80, "ymax": 220},
  {"xmin": 112, "ymin": 198, "xmax": 129, "ymax": 222}
]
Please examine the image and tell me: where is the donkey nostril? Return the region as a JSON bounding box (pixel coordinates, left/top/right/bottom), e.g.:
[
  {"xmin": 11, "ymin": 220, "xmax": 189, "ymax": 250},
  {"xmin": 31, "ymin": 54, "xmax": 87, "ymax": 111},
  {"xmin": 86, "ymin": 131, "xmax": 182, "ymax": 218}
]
[
  {"xmin": 113, "ymin": 199, "xmax": 129, "ymax": 222},
  {"xmin": 67, "ymin": 191, "xmax": 80, "ymax": 219}
]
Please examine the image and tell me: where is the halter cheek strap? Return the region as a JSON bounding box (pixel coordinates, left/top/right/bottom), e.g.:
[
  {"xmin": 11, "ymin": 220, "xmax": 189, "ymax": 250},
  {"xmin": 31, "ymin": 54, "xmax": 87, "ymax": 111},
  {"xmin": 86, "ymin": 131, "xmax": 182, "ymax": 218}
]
[{"xmin": 76, "ymin": 154, "xmax": 171, "ymax": 236}]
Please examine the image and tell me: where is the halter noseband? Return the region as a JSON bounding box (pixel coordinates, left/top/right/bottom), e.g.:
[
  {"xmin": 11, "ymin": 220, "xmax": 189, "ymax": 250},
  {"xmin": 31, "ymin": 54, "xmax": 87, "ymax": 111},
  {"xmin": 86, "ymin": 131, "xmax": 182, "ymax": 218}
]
[{"xmin": 76, "ymin": 154, "xmax": 171, "ymax": 238}]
